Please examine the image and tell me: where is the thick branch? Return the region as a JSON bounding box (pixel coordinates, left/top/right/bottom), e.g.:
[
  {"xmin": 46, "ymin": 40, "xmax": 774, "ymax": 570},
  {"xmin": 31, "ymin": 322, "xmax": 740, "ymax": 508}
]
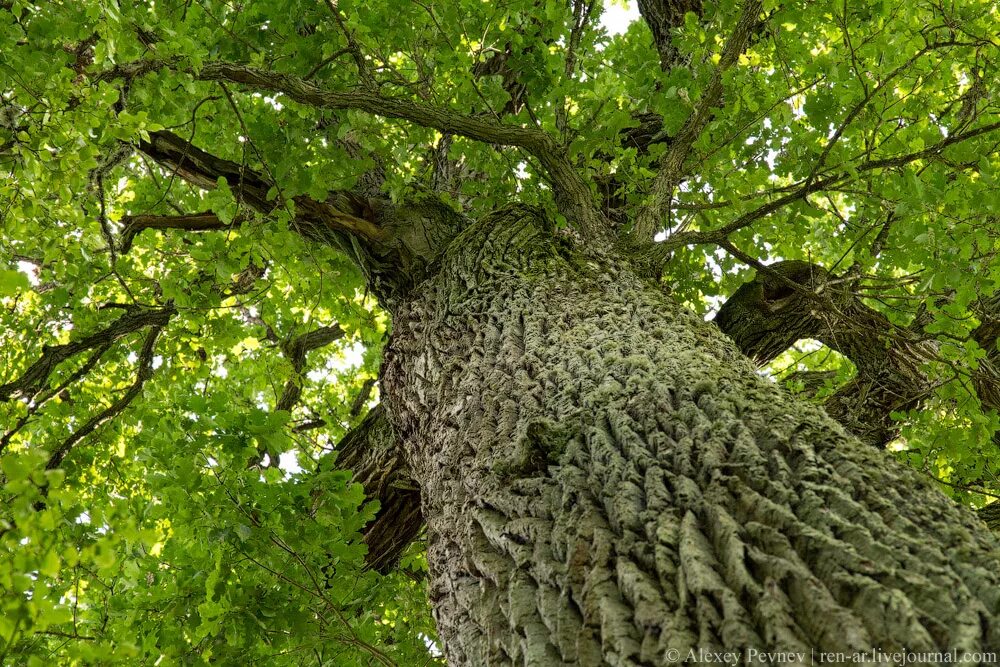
[
  {"xmin": 630, "ymin": 0, "xmax": 762, "ymax": 243},
  {"xmin": 333, "ymin": 405, "xmax": 421, "ymax": 573},
  {"xmin": 714, "ymin": 261, "xmax": 934, "ymax": 447},
  {"xmin": 120, "ymin": 212, "xmax": 244, "ymax": 252},
  {"xmin": 105, "ymin": 60, "xmax": 606, "ymax": 239},
  {"xmin": 137, "ymin": 129, "xmax": 470, "ymax": 306},
  {"xmin": 636, "ymin": 0, "xmax": 702, "ymax": 70},
  {"xmin": 138, "ymin": 130, "xmax": 385, "ymax": 244}
]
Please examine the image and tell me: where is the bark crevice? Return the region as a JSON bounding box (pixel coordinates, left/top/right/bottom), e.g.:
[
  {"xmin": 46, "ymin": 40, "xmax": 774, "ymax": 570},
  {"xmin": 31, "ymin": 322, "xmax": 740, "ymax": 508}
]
[{"xmin": 380, "ymin": 207, "xmax": 1000, "ymax": 664}]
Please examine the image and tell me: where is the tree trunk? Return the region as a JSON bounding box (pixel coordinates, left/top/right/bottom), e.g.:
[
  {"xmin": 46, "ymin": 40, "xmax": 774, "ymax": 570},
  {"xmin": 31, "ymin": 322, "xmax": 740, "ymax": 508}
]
[{"xmin": 381, "ymin": 206, "xmax": 1000, "ymax": 665}]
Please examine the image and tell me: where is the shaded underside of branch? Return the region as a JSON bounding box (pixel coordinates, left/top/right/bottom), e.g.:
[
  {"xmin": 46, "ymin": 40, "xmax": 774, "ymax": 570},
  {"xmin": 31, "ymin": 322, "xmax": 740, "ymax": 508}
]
[
  {"xmin": 333, "ymin": 405, "xmax": 421, "ymax": 574},
  {"xmin": 120, "ymin": 212, "xmax": 246, "ymax": 252}
]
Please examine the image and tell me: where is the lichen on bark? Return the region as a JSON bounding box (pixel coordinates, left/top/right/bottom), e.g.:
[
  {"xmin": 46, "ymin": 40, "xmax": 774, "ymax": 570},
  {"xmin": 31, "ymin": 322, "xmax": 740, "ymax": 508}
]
[{"xmin": 381, "ymin": 206, "xmax": 1000, "ymax": 665}]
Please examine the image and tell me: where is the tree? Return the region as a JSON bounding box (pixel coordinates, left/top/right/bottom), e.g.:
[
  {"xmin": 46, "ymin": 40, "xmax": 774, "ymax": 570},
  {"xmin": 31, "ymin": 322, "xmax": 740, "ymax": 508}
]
[{"xmin": 2, "ymin": 0, "xmax": 1000, "ymax": 663}]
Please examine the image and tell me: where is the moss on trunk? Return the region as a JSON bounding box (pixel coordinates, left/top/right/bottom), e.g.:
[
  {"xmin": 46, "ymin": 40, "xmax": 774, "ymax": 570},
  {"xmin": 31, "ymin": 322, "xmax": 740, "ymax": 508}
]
[{"xmin": 381, "ymin": 206, "xmax": 1000, "ymax": 665}]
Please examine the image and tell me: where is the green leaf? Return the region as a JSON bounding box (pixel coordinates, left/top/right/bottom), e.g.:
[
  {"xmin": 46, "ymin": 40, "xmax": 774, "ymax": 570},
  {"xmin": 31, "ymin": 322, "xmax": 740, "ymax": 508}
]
[{"xmin": 0, "ymin": 269, "xmax": 31, "ymax": 297}]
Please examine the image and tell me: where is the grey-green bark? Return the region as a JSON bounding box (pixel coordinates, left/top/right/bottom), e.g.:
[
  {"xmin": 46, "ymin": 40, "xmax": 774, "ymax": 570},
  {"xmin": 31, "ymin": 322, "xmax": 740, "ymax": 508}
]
[
  {"xmin": 134, "ymin": 127, "xmax": 1000, "ymax": 664},
  {"xmin": 713, "ymin": 260, "xmax": 1000, "ymax": 527},
  {"xmin": 382, "ymin": 206, "xmax": 1000, "ymax": 665}
]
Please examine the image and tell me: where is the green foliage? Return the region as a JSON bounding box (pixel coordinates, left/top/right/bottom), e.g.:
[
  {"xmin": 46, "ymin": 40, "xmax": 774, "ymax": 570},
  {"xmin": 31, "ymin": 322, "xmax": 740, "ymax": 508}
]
[{"xmin": 1, "ymin": 0, "xmax": 1000, "ymax": 661}]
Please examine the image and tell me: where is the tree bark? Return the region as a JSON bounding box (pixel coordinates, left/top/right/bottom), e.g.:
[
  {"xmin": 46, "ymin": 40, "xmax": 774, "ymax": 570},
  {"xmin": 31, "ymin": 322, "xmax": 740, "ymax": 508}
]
[
  {"xmin": 713, "ymin": 262, "xmax": 1000, "ymax": 530},
  {"xmin": 334, "ymin": 405, "xmax": 422, "ymax": 574},
  {"xmin": 381, "ymin": 206, "xmax": 1000, "ymax": 665},
  {"xmin": 637, "ymin": 0, "xmax": 702, "ymax": 70},
  {"xmin": 713, "ymin": 260, "xmax": 936, "ymax": 448}
]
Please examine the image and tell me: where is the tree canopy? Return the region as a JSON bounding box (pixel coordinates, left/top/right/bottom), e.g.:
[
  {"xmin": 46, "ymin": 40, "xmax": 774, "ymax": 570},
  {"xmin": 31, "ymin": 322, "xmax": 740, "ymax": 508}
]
[{"xmin": 1, "ymin": 0, "xmax": 999, "ymax": 663}]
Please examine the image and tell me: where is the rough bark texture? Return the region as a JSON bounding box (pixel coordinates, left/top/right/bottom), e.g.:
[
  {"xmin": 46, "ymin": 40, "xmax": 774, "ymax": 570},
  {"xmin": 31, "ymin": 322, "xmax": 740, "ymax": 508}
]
[
  {"xmin": 334, "ymin": 405, "xmax": 422, "ymax": 573},
  {"xmin": 714, "ymin": 263, "xmax": 1000, "ymax": 527},
  {"xmin": 714, "ymin": 260, "xmax": 936, "ymax": 448},
  {"xmin": 382, "ymin": 206, "xmax": 1000, "ymax": 665}
]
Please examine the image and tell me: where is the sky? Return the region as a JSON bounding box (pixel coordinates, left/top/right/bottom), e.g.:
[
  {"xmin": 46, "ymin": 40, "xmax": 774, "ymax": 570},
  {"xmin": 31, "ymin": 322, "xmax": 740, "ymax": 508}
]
[{"xmin": 601, "ymin": 1, "xmax": 641, "ymax": 35}]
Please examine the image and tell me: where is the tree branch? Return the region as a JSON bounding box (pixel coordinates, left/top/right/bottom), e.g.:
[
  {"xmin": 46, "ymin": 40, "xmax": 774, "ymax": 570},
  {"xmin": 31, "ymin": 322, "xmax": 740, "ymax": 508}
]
[
  {"xmin": 276, "ymin": 325, "xmax": 345, "ymax": 413},
  {"xmin": 137, "ymin": 129, "xmax": 476, "ymax": 306},
  {"xmin": 332, "ymin": 405, "xmax": 421, "ymax": 573},
  {"xmin": 120, "ymin": 211, "xmax": 245, "ymax": 252},
  {"xmin": 636, "ymin": 0, "xmax": 702, "ymax": 70},
  {"xmin": 804, "ymin": 42, "xmax": 948, "ymax": 185},
  {"xmin": 243, "ymin": 324, "xmax": 346, "ymax": 470},
  {"xmin": 656, "ymin": 118, "xmax": 1000, "ymax": 255},
  {"xmin": 138, "ymin": 129, "xmax": 386, "ymax": 245},
  {"xmin": 102, "ymin": 59, "xmax": 607, "ymax": 239},
  {"xmin": 0, "ymin": 304, "xmax": 175, "ymax": 405},
  {"xmin": 630, "ymin": 0, "xmax": 762, "ymax": 243},
  {"xmin": 2, "ymin": 264, "xmax": 263, "ymax": 462},
  {"xmin": 713, "ymin": 257, "xmax": 1000, "ymax": 454},
  {"xmin": 714, "ymin": 260, "xmax": 935, "ymax": 447},
  {"xmin": 0, "ymin": 341, "xmax": 113, "ymax": 453},
  {"xmin": 46, "ymin": 323, "xmax": 168, "ymax": 470}
]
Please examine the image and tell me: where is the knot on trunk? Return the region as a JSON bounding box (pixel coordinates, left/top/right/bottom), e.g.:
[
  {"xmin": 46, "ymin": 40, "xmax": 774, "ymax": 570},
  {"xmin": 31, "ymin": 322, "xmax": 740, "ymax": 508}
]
[{"xmin": 494, "ymin": 417, "xmax": 574, "ymax": 479}]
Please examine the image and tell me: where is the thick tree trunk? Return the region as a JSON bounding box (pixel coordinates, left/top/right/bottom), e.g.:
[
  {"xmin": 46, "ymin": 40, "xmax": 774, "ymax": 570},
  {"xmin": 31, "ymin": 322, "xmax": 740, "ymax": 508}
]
[{"xmin": 382, "ymin": 207, "xmax": 1000, "ymax": 665}]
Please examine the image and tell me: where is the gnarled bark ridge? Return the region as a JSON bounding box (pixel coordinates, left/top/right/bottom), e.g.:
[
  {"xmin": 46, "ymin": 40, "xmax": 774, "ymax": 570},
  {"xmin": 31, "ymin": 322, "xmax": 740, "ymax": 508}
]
[{"xmin": 382, "ymin": 206, "xmax": 1000, "ymax": 665}]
